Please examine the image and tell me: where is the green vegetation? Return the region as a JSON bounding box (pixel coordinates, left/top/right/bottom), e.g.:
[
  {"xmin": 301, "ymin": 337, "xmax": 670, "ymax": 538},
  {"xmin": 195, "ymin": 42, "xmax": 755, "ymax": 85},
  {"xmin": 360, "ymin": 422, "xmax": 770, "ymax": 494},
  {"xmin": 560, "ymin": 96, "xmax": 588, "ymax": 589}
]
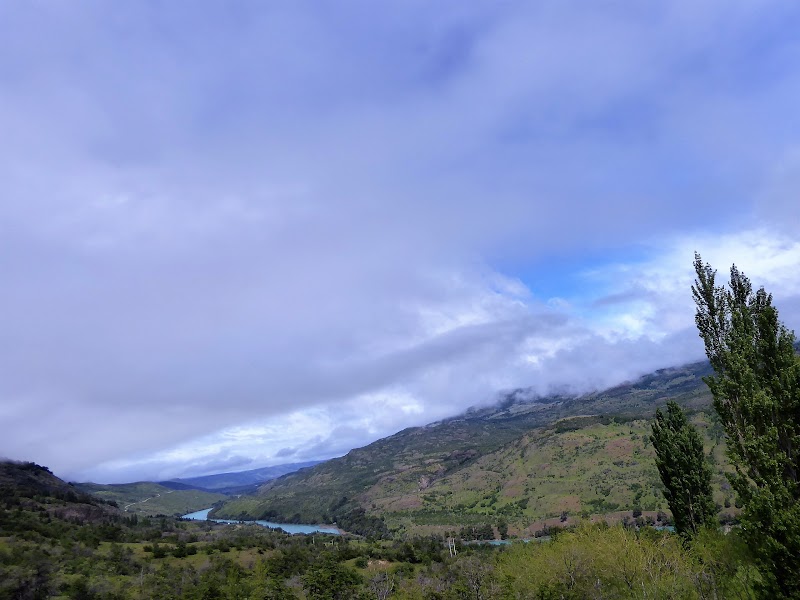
[
  {"xmin": 217, "ymin": 362, "xmax": 720, "ymax": 534},
  {"xmin": 75, "ymin": 481, "xmax": 226, "ymax": 517},
  {"xmin": 222, "ymin": 413, "xmax": 733, "ymax": 537},
  {"xmin": 651, "ymin": 401, "xmax": 716, "ymax": 537},
  {"xmin": 390, "ymin": 418, "xmax": 676, "ymax": 533},
  {"xmin": 496, "ymin": 522, "xmax": 758, "ymax": 599},
  {"xmin": 0, "ymin": 459, "xmax": 763, "ymax": 599},
  {"xmin": 5, "ymin": 255, "xmax": 798, "ymax": 597},
  {"xmin": 693, "ymin": 255, "xmax": 800, "ymax": 598}
]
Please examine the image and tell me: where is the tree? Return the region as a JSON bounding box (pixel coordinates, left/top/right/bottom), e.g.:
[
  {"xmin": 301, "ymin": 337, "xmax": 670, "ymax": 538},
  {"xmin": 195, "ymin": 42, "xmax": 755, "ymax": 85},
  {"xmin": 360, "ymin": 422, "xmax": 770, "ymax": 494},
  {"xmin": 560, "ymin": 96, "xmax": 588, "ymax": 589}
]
[
  {"xmin": 693, "ymin": 253, "xmax": 800, "ymax": 598},
  {"xmin": 650, "ymin": 400, "xmax": 717, "ymax": 537},
  {"xmin": 302, "ymin": 557, "xmax": 364, "ymax": 600},
  {"xmin": 368, "ymin": 572, "xmax": 394, "ymax": 600}
]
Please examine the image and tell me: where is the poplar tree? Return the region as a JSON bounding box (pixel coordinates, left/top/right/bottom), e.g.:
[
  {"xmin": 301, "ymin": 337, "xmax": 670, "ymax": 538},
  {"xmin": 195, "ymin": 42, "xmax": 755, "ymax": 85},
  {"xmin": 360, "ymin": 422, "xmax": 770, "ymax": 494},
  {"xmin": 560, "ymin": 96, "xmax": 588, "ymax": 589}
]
[
  {"xmin": 692, "ymin": 253, "xmax": 800, "ymax": 598},
  {"xmin": 651, "ymin": 401, "xmax": 716, "ymax": 537}
]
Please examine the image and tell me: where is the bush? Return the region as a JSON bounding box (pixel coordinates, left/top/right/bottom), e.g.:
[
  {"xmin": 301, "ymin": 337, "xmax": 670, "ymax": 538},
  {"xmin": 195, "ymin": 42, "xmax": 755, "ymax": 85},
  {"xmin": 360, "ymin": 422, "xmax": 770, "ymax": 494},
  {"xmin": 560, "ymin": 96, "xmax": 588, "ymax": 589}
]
[{"xmin": 497, "ymin": 522, "xmax": 756, "ymax": 598}]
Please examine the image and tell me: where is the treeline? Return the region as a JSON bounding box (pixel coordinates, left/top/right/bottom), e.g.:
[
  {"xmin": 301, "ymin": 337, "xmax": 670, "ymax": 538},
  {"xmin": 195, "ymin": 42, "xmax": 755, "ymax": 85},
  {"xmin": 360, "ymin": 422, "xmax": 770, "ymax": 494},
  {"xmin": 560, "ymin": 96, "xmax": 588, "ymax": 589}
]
[
  {"xmin": 0, "ymin": 511, "xmax": 762, "ymax": 599},
  {"xmin": 456, "ymin": 523, "xmax": 494, "ymax": 541},
  {"xmin": 256, "ymin": 501, "xmax": 390, "ymax": 539},
  {"xmin": 0, "ymin": 453, "xmax": 767, "ymax": 599},
  {"xmin": 0, "ymin": 461, "xmax": 118, "ymax": 509},
  {"xmin": 333, "ymin": 508, "xmax": 389, "ymax": 539}
]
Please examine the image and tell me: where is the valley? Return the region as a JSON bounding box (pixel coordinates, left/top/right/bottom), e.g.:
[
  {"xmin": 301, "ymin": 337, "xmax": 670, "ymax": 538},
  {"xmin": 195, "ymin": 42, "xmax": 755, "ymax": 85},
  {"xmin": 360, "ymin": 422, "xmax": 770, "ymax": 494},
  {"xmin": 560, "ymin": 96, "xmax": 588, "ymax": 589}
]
[
  {"xmin": 0, "ymin": 457, "xmax": 756, "ymax": 599},
  {"xmin": 75, "ymin": 481, "xmax": 228, "ymax": 517},
  {"xmin": 214, "ymin": 360, "xmax": 730, "ymax": 535},
  {"xmin": 74, "ymin": 461, "xmax": 322, "ymax": 518},
  {"xmin": 0, "ymin": 356, "xmax": 778, "ymax": 598}
]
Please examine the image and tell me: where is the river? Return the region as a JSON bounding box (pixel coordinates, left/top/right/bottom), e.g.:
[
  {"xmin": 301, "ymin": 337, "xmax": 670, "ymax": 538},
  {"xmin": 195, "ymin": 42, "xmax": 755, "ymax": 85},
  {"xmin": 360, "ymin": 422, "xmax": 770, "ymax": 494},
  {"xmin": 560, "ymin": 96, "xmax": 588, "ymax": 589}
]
[{"xmin": 182, "ymin": 508, "xmax": 341, "ymax": 535}]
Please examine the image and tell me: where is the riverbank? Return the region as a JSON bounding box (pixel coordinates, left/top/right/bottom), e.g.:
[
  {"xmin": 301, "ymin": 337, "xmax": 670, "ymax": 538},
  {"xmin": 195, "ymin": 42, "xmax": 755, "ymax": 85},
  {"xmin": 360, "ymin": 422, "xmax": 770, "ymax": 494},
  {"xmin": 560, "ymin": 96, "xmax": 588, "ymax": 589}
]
[{"xmin": 182, "ymin": 507, "xmax": 342, "ymax": 535}]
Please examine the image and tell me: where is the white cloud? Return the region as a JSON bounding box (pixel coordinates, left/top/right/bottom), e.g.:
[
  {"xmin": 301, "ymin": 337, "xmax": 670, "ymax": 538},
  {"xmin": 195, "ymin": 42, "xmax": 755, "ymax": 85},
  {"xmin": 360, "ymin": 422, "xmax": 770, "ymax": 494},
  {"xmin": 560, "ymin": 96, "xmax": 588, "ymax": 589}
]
[
  {"xmin": 80, "ymin": 225, "xmax": 800, "ymax": 481},
  {"xmin": 584, "ymin": 229, "xmax": 800, "ymax": 332},
  {"xmin": 2, "ymin": 2, "xmax": 800, "ymax": 481}
]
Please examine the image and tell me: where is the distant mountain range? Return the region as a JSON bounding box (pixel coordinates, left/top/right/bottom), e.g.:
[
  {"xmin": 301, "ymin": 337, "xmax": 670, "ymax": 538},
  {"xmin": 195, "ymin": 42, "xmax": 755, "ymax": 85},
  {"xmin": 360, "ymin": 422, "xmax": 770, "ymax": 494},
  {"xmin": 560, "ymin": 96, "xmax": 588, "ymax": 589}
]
[
  {"xmin": 159, "ymin": 460, "xmax": 322, "ymax": 494},
  {"xmin": 73, "ymin": 460, "xmax": 321, "ymax": 516}
]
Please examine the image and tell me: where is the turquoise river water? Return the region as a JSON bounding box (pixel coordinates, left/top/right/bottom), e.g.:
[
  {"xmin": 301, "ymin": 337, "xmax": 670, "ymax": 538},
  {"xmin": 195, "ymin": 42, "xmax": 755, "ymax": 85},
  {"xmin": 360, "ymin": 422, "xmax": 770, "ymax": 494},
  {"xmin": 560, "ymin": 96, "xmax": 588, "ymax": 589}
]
[{"xmin": 182, "ymin": 508, "xmax": 341, "ymax": 535}]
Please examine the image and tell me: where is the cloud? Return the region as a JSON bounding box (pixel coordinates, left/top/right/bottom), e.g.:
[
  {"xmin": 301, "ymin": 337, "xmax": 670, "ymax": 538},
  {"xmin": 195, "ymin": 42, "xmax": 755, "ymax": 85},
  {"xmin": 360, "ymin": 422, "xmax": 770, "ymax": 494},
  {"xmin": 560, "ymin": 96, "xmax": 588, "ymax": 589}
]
[
  {"xmin": 72, "ymin": 227, "xmax": 800, "ymax": 483},
  {"xmin": 1, "ymin": 2, "xmax": 799, "ymax": 481}
]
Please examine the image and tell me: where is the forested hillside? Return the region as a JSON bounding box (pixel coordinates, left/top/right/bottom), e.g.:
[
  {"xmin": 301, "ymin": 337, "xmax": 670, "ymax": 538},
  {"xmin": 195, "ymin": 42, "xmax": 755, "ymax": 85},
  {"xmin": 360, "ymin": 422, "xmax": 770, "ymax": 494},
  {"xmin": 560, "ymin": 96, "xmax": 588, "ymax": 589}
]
[{"xmin": 216, "ymin": 361, "xmax": 723, "ymax": 534}]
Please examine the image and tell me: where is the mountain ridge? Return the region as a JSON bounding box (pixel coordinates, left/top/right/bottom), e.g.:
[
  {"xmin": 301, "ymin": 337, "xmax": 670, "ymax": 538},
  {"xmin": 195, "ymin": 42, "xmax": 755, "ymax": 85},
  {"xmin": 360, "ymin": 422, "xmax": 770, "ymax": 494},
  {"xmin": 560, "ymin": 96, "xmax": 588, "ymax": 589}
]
[
  {"xmin": 215, "ymin": 359, "xmax": 719, "ymax": 534},
  {"xmin": 161, "ymin": 460, "xmax": 322, "ymax": 492},
  {"xmin": 0, "ymin": 460, "xmax": 123, "ymax": 523},
  {"xmin": 72, "ymin": 461, "xmax": 322, "ymax": 515}
]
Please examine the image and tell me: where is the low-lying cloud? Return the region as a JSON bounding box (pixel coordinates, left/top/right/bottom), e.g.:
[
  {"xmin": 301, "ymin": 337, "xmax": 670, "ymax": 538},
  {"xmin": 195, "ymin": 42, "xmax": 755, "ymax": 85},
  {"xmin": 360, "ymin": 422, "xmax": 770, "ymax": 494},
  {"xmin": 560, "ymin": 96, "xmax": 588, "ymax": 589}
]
[{"xmin": 1, "ymin": 1, "xmax": 799, "ymax": 482}]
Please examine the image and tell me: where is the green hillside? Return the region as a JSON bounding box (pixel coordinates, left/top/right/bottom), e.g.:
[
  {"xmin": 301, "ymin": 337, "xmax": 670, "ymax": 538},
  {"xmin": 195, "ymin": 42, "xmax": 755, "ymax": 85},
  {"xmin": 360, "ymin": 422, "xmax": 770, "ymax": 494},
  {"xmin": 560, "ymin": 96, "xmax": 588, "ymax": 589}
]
[
  {"xmin": 383, "ymin": 413, "xmax": 731, "ymax": 535},
  {"xmin": 216, "ymin": 361, "xmax": 725, "ymax": 534},
  {"xmin": 0, "ymin": 461, "xmax": 121, "ymax": 523},
  {"xmin": 76, "ymin": 481, "xmax": 226, "ymax": 517},
  {"xmin": 0, "ymin": 459, "xmax": 757, "ymax": 599}
]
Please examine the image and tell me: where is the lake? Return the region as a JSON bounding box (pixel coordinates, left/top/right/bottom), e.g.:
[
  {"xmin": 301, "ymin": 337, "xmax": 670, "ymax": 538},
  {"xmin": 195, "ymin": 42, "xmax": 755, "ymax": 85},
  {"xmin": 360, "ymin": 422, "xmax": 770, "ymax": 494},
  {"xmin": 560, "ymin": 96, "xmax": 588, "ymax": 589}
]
[{"xmin": 182, "ymin": 508, "xmax": 341, "ymax": 535}]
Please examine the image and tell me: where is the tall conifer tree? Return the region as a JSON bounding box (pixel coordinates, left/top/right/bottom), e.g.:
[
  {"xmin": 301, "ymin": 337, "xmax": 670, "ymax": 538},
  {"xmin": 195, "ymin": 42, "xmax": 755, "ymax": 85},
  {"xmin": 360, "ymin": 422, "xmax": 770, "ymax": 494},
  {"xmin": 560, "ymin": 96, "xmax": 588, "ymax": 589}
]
[
  {"xmin": 693, "ymin": 253, "xmax": 800, "ymax": 598},
  {"xmin": 651, "ymin": 400, "xmax": 716, "ymax": 537}
]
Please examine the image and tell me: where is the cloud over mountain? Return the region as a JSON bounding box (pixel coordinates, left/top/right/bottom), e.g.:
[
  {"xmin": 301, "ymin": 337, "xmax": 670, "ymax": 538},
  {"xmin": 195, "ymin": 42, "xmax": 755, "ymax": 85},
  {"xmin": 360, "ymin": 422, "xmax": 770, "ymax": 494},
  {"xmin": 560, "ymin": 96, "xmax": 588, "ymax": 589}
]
[{"xmin": 1, "ymin": 1, "xmax": 799, "ymax": 481}]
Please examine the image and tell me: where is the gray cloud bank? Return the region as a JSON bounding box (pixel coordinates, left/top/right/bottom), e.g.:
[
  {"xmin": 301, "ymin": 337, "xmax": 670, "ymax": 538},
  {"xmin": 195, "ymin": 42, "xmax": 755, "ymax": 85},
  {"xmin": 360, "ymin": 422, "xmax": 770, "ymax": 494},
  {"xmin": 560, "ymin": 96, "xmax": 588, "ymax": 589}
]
[{"xmin": 1, "ymin": 1, "xmax": 800, "ymax": 481}]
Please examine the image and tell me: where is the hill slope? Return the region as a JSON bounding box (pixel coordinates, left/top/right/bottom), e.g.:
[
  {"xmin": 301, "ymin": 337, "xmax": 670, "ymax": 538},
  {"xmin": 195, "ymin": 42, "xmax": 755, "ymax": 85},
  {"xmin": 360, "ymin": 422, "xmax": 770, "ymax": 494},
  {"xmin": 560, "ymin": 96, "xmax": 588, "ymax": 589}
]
[
  {"xmin": 0, "ymin": 460, "xmax": 121, "ymax": 523},
  {"xmin": 216, "ymin": 361, "xmax": 721, "ymax": 533},
  {"xmin": 75, "ymin": 481, "xmax": 226, "ymax": 517}
]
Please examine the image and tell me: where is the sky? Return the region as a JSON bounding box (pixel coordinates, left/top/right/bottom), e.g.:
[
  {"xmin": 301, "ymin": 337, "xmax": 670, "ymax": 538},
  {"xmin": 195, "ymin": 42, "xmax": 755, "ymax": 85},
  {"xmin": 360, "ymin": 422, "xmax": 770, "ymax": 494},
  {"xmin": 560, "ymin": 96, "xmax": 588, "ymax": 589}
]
[{"xmin": 1, "ymin": 1, "xmax": 800, "ymax": 483}]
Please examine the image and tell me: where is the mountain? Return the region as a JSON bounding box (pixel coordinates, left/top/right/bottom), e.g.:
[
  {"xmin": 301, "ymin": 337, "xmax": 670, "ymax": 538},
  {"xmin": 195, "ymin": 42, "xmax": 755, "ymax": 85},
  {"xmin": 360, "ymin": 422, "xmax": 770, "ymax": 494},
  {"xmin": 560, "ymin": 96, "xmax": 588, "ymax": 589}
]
[
  {"xmin": 0, "ymin": 460, "xmax": 121, "ymax": 523},
  {"xmin": 72, "ymin": 461, "xmax": 323, "ymax": 516},
  {"xmin": 75, "ymin": 481, "xmax": 227, "ymax": 517},
  {"xmin": 161, "ymin": 460, "xmax": 322, "ymax": 493},
  {"xmin": 215, "ymin": 360, "xmax": 725, "ymax": 535}
]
